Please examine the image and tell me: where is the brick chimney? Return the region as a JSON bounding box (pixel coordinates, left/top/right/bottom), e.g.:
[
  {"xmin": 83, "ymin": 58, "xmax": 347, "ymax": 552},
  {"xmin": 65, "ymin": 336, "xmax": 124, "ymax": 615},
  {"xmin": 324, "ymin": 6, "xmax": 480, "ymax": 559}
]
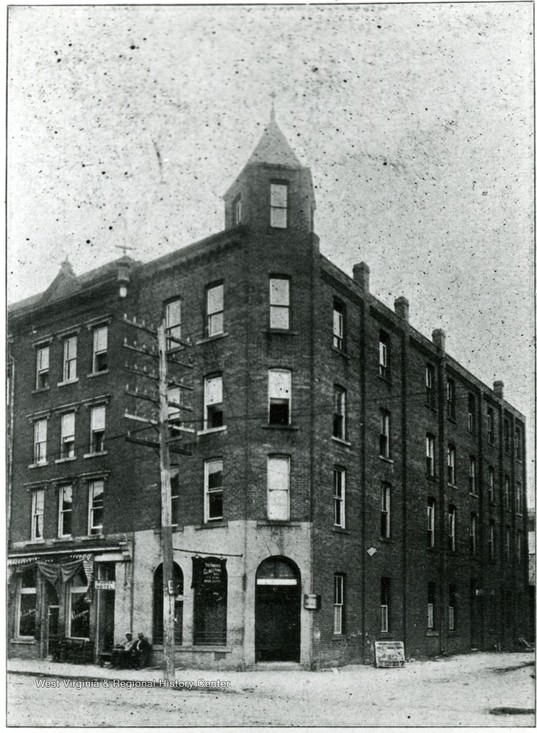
[
  {"xmin": 493, "ymin": 380, "xmax": 504, "ymax": 399},
  {"xmin": 394, "ymin": 296, "xmax": 409, "ymax": 322},
  {"xmin": 432, "ymin": 328, "xmax": 446, "ymax": 353},
  {"xmin": 353, "ymin": 262, "xmax": 370, "ymax": 293}
]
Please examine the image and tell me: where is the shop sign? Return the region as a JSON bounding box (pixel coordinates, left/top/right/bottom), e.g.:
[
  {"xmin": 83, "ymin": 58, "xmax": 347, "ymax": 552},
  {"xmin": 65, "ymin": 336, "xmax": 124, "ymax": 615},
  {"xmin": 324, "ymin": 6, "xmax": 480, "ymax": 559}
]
[
  {"xmin": 304, "ymin": 594, "xmax": 321, "ymax": 610},
  {"xmin": 95, "ymin": 580, "xmax": 115, "ymax": 591},
  {"xmin": 374, "ymin": 641, "xmax": 405, "ymax": 668}
]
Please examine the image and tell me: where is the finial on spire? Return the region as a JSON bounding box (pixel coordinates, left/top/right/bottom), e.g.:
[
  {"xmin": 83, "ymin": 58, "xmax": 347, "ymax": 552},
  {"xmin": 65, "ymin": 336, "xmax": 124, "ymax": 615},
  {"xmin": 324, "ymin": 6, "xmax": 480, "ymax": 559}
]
[{"xmin": 269, "ymin": 91, "xmax": 276, "ymax": 122}]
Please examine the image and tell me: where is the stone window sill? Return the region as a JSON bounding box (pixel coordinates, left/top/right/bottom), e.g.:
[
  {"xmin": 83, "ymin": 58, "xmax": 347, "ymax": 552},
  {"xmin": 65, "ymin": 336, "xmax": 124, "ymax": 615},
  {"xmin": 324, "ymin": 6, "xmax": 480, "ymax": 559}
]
[
  {"xmin": 332, "ymin": 526, "xmax": 350, "ymax": 534},
  {"xmin": 262, "ymin": 424, "xmax": 299, "ymax": 431},
  {"xmin": 28, "ymin": 462, "xmax": 48, "ymax": 469},
  {"xmin": 331, "ymin": 346, "xmax": 350, "ymax": 359},
  {"xmin": 87, "ymin": 370, "xmax": 109, "ymax": 378},
  {"xmin": 195, "ymin": 332, "xmax": 229, "ymax": 346},
  {"xmin": 332, "ymin": 437, "xmax": 351, "ymax": 447},
  {"xmin": 264, "ymin": 329, "xmax": 298, "ymax": 336},
  {"xmin": 10, "ymin": 638, "xmax": 36, "ymax": 645},
  {"xmin": 197, "ymin": 426, "xmax": 227, "ymax": 436},
  {"xmin": 379, "ymin": 455, "xmax": 393, "ymax": 464},
  {"xmin": 83, "ymin": 451, "xmax": 108, "ymax": 459},
  {"xmin": 58, "ymin": 379, "xmax": 79, "ymax": 387},
  {"xmin": 55, "ymin": 457, "xmax": 76, "ymax": 464},
  {"xmin": 32, "ymin": 386, "xmax": 50, "ymax": 394}
]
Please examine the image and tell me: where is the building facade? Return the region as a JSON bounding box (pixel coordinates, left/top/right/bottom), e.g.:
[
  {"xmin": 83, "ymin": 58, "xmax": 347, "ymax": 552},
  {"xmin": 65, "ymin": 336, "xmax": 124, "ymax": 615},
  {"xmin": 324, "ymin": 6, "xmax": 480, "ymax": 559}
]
[{"xmin": 8, "ymin": 115, "xmax": 530, "ymax": 669}]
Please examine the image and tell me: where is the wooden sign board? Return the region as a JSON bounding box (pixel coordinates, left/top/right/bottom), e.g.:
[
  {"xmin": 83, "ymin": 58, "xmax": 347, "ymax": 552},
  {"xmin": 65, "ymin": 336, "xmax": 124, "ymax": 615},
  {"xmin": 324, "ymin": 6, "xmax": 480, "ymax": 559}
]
[{"xmin": 374, "ymin": 641, "xmax": 405, "ymax": 668}]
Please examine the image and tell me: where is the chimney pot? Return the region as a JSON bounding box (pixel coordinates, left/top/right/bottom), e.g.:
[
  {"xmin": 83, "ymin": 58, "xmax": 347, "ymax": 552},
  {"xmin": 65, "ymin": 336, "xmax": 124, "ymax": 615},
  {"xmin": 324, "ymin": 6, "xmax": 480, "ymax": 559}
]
[
  {"xmin": 432, "ymin": 328, "xmax": 446, "ymax": 353},
  {"xmin": 493, "ymin": 380, "xmax": 504, "ymax": 399},
  {"xmin": 353, "ymin": 262, "xmax": 370, "ymax": 293},
  {"xmin": 394, "ymin": 296, "xmax": 409, "ymax": 321}
]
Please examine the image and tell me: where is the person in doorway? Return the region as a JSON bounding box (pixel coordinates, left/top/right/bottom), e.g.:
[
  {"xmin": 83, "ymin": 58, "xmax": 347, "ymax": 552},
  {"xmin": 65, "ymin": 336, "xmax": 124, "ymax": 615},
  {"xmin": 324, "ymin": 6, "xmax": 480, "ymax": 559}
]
[
  {"xmin": 110, "ymin": 632, "xmax": 136, "ymax": 668},
  {"xmin": 130, "ymin": 632, "xmax": 151, "ymax": 669}
]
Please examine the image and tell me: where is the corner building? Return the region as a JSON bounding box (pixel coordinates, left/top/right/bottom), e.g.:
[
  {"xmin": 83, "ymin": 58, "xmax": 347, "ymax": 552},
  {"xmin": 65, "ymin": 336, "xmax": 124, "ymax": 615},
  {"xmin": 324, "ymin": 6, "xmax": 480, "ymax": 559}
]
[{"xmin": 8, "ymin": 115, "xmax": 529, "ymax": 669}]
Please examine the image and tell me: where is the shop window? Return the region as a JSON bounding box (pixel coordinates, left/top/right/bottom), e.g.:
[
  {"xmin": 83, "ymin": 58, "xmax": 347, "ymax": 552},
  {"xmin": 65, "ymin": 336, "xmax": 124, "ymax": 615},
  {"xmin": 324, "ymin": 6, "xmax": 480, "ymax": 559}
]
[
  {"xmin": 90, "ymin": 405, "xmax": 106, "ymax": 454},
  {"xmin": 16, "ymin": 567, "xmax": 37, "ymax": 639},
  {"xmin": 334, "ymin": 574, "xmax": 345, "ymax": 635},
  {"xmin": 381, "ymin": 482, "xmax": 391, "ymax": 539},
  {"xmin": 204, "ymin": 375, "xmax": 223, "ymax": 429},
  {"xmin": 58, "ymin": 485, "xmax": 73, "ymax": 538},
  {"xmin": 333, "ymin": 299, "xmax": 346, "ymax": 351},
  {"xmin": 35, "ymin": 345, "xmax": 50, "ymax": 389},
  {"xmin": 268, "ymin": 369, "xmax": 291, "ymax": 425},
  {"xmin": 31, "ymin": 489, "xmax": 45, "ymax": 541},
  {"xmin": 204, "ymin": 459, "xmax": 223, "ymax": 522},
  {"xmin": 333, "ymin": 467, "xmax": 346, "ymax": 529},
  {"xmin": 193, "ymin": 556, "xmax": 227, "ymax": 646},
  {"xmin": 165, "ymin": 298, "xmax": 182, "ymax": 349},
  {"xmin": 62, "ymin": 335, "xmax": 77, "ymax": 382},
  {"xmin": 92, "ymin": 325, "xmax": 108, "ymax": 373},
  {"xmin": 33, "ymin": 418, "xmax": 48, "ymax": 465},
  {"xmin": 427, "ymin": 581, "xmax": 436, "ymax": 630},
  {"xmin": 60, "ymin": 412, "xmax": 76, "ymax": 459},
  {"xmin": 267, "ymin": 455, "xmax": 290, "ymax": 521},
  {"xmin": 333, "ymin": 386, "xmax": 347, "ymax": 440},
  {"xmin": 88, "ymin": 479, "xmax": 104, "ymax": 535},
  {"xmin": 270, "ymin": 182, "xmax": 288, "ymax": 229},
  {"xmin": 206, "ymin": 283, "xmax": 224, "ymax": 337},
  {"xmin": 68, "ymin": 571, "xmax": 90, "ymax": 639},
  {"xmin": 269, "ymin": 277, "xmax": 290, "ymax": 330},
  {"xmin": 153, "ymin": 562, "xmax": 183, "ymax": 645},
  {"xmin": 380, "ymin": 577, "xmax": 391, "ymax": 633}
]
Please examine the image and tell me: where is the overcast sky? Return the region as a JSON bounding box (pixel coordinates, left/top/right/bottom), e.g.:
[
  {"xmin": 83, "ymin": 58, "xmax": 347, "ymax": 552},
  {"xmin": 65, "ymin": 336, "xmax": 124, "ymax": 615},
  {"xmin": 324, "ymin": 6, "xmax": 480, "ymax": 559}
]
[{"xmin": 7, "ymin": 3, "xmax": 534, "ymax": 494}]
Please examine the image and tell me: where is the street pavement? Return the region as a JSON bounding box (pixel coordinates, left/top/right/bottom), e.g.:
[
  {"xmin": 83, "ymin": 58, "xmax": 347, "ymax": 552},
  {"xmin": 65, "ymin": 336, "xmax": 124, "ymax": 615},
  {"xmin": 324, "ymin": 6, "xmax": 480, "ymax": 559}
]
[{"xmin": 7, "ymin": 652, "xmax": 535, "ymax": 727}]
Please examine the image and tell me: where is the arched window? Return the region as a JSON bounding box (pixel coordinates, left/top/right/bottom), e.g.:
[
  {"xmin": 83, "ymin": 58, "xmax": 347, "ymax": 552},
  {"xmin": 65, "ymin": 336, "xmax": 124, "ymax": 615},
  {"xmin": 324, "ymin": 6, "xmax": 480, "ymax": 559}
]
[{"xmin": 153, "ymin": 563, "xmax": 183, "ymax": 645}]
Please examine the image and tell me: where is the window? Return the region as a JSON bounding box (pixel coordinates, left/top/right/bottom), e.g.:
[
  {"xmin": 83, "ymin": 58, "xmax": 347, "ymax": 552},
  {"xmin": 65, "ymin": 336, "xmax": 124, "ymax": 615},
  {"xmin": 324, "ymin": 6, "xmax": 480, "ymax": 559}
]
[
  {"xmin": 165, "ymin": 298, "xmax": 182, "ymax": 348},
  {"xmin": 35, "ymin": 345, "xmax": 50, "ymax": 389},
  {"xmin": 447, "ymin": 505, "xmax": 456, "ymax": 551},
  {"xmin": 33, "ymin": 418, "xmax": 47, "ymax": 464},
  {"xmin": 516, "ymin": 530, "xmax": 522, "ymax": 564},
  {"xmin": 204, "ymin": 458, "xmax": 223, "ymax": 522},
  {"xmin": 206, "ymin": 283, "xmax": 224, "ymax": 337},
  {"xmin": 378, "ymin": 331, "xmax": 390, "ymax": 379},
  {"xmin": 488, "ymin": 520, "xmax": 496, "ymax": 561},
  {"xmin": 204, "ymin": 375, "xmax": 223, "ymax": 430},
  {"xmin": 427, "ymin": 497, "xmax": 436, "ymax": 548},
  {"xmin": 333, "ymin": 468, "xmax": 346, "ymax": 529},
  {"xmin": 504, "ymin": 475, "xmax": 510, "ymax": 505},
  {"xmin": 487, "ymin": 407, "xmax": 494, "ymax": 444},
  {"xmin": 334, "ymin": 574, "xmax": 345, "ymax": 635},
  {"xmin": 269, "ymin": 277, "xmax": 290, "ymax": 330},
  {"xmin": 467, "ymin": 393, "xmax": 476, "ymax": 433},
  {"xmin": 193, "ymin": 556, "xmax": 227, "ymax": 645},
  {"xmin": 333, "ymin": 299, "xmax": 345, "ymax": 351},
  {"xmin": 90, "ymin": 405, "xmax": 106, "ymax": 453},
  {"xmin": 67, "ymin": 571, "xmax": 90, "ymax": 639},
  {"xmin": 515, "ymin": 482, "xmax": 523, "ymax": 514},
  {"xmin": 153, "ymin": 563, "xmax": 183, "ymax": 645},
  {"xmin": 427, "ymin": 581, "xmax": 436, "ymax": 630},
  {"xmin": 380, "ymin": 410, "xmax": 391, "ymax": 458},
  {"xmin": 488, "ymin": 467, "xmax": 495, "ymax": 503},
  {"xmin": 167, "ymin": 386, "xmax": 182, "ymax": 427},
  {"xmin": 171, "ymin": 469, "xmax": 180, "ymax": 526},
  {"xmin": 333, "ymin": 386, "xmax": 347, "ymax": 440},
  {"xmin": 426, "ymin": 434, "xmax": 436, "ymax": 477},
  {"xmin": 515, "ymin": 427, "xmax": 522, "ymax": 460},
  {"xmin": 447, "ymin": 378, "xmax": 455, "ymax": 419},
  {"xmin": 505, "ymin": 526, "xmax": 511, "ymax": 563},
  {"xmin": 267, "ymin": 455, "xmax": 290, "ymax": 521},
  {"xmin": 425, "ymin": 365, "xmax": 435, "ymax": 408},
  {"xmin": 381, "ymin": 482, "xmax": 391, "ymax": 538},
  {"xmin": 88, "ymin": 479, "xmax": 104, "ymax": 535},
  {"xmin": 468, "ymin": 456, "xmax": 476, "ymax": 493},
  {"xmin": 60, "ymin": 412, "xmax": 75, "ymax": 459},
  {"xmin": 92, "ymin": 326, "xmax": 108, "ymax": 373},
  {"xmin": 448, "ymin": 585, "xmax": 457, "ymax": 631},
  {"xmin": 447, "ymin": 444, "xmax": 456, "ymax": 485},
  {"xmin": 62, "ymin": 335, "xmax": 77, "ymax": 382},
  {"xmin": 268, "ymin": 369, "xmax": 291, "ymax": 425},
  {"xmin": 380, "ymin": 577, "xmax": 390, "ymax": 633},
  {"xmin": 270, "ymin": 182, "xmax": 288, "ymax": 228},
  {"xmin": 16, "ymin": 567, "xmax": 37, "ymax": 639},
  {"xmin": 233, "ymin": 195, "xmax": 242, "ymax": 225},
  {"xmin": 504, "ymin": 419, "xmax": 511, "ymax": 453},
  {"xmin": 58, "ymin": 485, "xmax": 73, "ymax": 538},
  {"xmin": 470, "ymin": 513, "xmax": 477, "ymax": 555},
  {"xmin": 31, "ymin": 489, "xmax": 44, "ymax": 541}
]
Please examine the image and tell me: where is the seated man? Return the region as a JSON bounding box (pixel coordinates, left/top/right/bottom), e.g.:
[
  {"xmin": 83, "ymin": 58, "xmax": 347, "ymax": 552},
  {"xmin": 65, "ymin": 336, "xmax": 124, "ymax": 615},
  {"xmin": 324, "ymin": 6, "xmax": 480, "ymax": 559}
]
[
  {"xmin": 130, "ymin": 632, "xmax": 151, "ymax": 669},
  {"xmin": 110, "ymin": 632, "xmax": 136, "ymax": 668}
]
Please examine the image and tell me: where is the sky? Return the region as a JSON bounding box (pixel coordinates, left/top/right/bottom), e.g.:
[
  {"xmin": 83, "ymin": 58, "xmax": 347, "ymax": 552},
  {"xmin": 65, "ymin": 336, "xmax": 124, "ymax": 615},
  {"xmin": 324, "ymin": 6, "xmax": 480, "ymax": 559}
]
[{"xmin": 7, "ymin": 2, "xmax": 534, "ymax": 495}]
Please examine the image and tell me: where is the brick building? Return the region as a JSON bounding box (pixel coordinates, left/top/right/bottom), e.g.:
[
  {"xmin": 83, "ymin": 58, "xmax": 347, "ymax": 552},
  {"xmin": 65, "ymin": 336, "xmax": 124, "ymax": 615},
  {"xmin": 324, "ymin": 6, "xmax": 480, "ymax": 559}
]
[{"xmin": 8, "ymin": 113, "xmax": 530, "ymax": 669}]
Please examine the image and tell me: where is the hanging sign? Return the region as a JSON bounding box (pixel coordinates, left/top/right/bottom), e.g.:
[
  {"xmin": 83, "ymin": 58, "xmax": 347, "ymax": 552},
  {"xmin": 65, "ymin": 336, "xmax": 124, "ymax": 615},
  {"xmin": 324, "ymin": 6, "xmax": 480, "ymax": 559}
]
[
  {"xmin": 374, "ymin": 641, "xmax": 405, "ymax": 668},
  {"xmin": 192, "ymin": 556, "xmax": 227, "ymax": 590}
]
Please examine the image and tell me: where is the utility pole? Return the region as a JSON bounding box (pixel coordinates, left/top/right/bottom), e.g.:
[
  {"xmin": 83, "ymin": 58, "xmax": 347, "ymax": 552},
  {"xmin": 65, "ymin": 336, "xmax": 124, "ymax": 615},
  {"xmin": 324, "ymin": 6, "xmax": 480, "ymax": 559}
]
[{"xmin": 122, "ymin": 315, "xmax": 194, "ymax": 682}]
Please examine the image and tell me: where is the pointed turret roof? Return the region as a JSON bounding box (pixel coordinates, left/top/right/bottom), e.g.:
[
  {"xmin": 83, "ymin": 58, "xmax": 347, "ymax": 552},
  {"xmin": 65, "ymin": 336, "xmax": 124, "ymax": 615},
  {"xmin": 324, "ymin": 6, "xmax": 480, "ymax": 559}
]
[{"xmin": 245, "ymin": 111, "xmax": 302, "ymax": 169}]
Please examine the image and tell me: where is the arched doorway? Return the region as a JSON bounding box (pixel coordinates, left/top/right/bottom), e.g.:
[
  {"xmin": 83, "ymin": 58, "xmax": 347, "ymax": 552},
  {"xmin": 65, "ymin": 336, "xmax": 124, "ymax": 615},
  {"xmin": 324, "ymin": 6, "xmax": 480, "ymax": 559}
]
[{"xmin": 255, "ymin": 557, "xmax": 300, "ymax": 662}]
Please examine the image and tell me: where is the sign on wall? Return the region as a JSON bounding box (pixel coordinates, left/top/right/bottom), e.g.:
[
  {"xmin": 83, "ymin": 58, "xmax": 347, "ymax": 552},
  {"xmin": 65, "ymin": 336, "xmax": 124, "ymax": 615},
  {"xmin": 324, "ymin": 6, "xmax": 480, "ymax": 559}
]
[
  {"xmin": 374, "ymin": 641, "xmax": 405, "ymax": 668},
  {"xmin": 94, "ymin": 580, "xmax": 115, "ymax": 591},
  {"xmin": 303, "ymin": 594, "xmax": 321, "ymax": 610}
]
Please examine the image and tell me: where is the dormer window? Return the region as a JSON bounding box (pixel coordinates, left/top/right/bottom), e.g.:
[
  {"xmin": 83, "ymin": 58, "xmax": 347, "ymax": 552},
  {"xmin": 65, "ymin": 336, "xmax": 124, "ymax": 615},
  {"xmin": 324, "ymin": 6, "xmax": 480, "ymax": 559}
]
[
  {"xmin": 233, "ymin": 195, "xmax": 242, "ymax": 225},
  {"xmin": 270, "ymin": 183, "xmax": 288, "ymax": 229}
]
